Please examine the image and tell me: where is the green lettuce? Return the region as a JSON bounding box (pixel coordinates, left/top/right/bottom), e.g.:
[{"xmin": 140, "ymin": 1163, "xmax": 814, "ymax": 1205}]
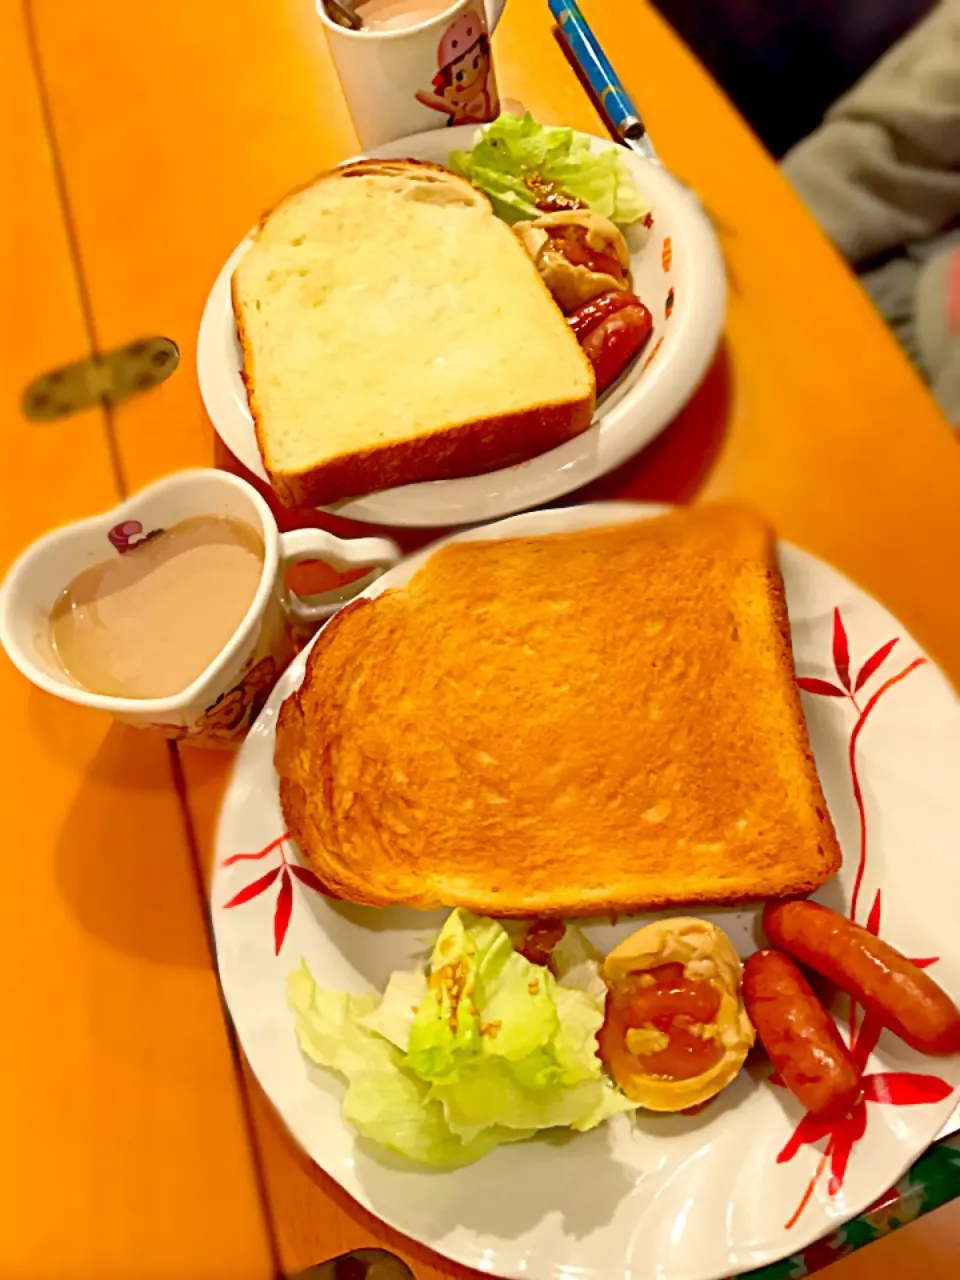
[
  {"xmin": 288, "ymin": 964, "xmax": 521, "ymax": 1166},
  {"xmin": 449, "ymin": 113, "xmax": 650, "ymax": 228},
  {"xmin": 287, "ymin": 910, "xmax": 634, "ymax": 1167}
]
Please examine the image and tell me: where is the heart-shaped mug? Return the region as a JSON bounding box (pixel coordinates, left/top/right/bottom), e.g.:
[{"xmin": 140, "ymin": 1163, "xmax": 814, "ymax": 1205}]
[{"xmin": 0, "ymin": 469, "xmax": 401, "ymax": 747}]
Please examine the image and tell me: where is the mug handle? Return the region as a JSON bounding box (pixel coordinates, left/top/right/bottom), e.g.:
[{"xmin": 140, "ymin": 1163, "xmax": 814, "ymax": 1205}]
[
  {"xmin": 278, "ymin": 528, "xmax": 402, "ymax": 623},
  {"xmin": 483, "ymin": 0, "xmax": 507, "ymax": 31}
]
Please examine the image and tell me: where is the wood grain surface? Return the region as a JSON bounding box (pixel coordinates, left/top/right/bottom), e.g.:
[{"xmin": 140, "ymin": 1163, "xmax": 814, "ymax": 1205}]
[
  {"xmin": 8, "ymin": 0, "xmax": 960, "ymax": 1274},
  {"xmin": 2, "ymin": 5, "xmax": 272, "ymax": 1275}
]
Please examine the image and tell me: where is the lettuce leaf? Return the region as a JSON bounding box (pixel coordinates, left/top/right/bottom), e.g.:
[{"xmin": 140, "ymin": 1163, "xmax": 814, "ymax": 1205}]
[
  {"xmin": 405, "ymin": 909, "xmax": 559, "ymax": 1079},
  {"xmin": 430, "ymin": 1057, "xmax": 634, "ymax": 1141},
  {"xmin": 287, "ymin": 910, "xmax": 634, "ymax": 1167},
  {"xmin": 450, "ymin": 113, "xmax": 650, "ymax": 228},
  {"xmin": 288, "ymin": 962, "xmax": 523, "ymax": 1166}
]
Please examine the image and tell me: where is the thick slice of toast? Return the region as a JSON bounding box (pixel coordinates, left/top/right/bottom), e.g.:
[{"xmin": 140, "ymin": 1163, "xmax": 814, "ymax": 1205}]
[
  {"xmin": 232, "ymin": 160, "xmax": 596, "ymax": 508},
  {"xmin": 275, "ymin": 503, "xmax": 842, "ymax": 915}
]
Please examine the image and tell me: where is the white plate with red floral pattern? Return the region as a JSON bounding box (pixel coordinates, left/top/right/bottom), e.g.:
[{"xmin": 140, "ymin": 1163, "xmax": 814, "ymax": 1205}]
[
  {"xmin": 211, "ymin": 502, "xmax": 960, "ymax": 1280},
  {"xmin": 197, "ymin": 125, "xmax": 724, "ymax": 528}
]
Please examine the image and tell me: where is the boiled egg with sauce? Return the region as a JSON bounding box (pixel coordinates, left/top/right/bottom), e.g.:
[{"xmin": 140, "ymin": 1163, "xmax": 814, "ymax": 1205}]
[{"xmin": 599, "ymin": 918, "xmax": 755, "ymax": 1111}]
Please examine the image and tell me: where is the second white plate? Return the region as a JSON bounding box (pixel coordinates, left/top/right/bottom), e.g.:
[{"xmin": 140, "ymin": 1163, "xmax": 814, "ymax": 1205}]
[
  {"xmin": 197, "ymin": 125, "xmax": 725, "ymax": 527},
  {"xmin": 211, "ymin": 502, "xmax": 960, "ymax": 1280}
]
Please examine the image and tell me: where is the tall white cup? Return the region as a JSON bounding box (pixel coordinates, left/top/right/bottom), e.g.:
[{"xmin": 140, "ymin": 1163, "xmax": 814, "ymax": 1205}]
[{"xmin": 319, "ymin": 0, "xmax": 507, "ymax": 148}]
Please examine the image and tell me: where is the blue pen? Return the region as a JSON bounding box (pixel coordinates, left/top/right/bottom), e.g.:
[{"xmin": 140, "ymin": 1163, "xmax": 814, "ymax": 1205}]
[{"xmin": 548, "ymin": 0, "xmax": 659, "ymax": 164}]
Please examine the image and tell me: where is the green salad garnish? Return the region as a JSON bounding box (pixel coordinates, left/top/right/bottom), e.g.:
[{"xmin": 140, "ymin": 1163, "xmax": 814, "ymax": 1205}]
[
  {"xmin": 288, "ymin": 908, "xmax": 634, "ymax": 1166},
  {"xmin": 450, "ymin": 112, "xmax": 650, "ymax": 229}
]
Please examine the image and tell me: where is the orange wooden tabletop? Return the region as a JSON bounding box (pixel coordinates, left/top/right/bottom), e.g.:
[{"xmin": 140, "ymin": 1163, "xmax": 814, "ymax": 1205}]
[
  {"xmin": 8, "ymin": 0, "xmax": 960, "ymax": 1275},
  {"xmin": 2, "ymin": 6, "xmax": 273, "ymax": 1277}
]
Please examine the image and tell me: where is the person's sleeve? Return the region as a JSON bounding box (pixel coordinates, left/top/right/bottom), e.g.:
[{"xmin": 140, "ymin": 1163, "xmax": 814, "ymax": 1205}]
[{"xmin": 782, "ymin": 0, "xmax": 960, "ymax": 265}]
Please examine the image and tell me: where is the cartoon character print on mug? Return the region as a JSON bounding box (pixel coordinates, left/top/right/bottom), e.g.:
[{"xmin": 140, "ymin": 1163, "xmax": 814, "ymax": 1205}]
[
  {"xmin": 415, "ymin": 9, "xmax": 499, "ymax": 126},
  {"xmin": 150, "ymin": 654, "xmax": 281, "ymax": 745}
]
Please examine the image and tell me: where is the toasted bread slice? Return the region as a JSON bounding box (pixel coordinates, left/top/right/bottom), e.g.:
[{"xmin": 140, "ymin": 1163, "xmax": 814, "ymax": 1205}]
[
  {"xmin": 275, "ymin": 503, "xmax": 842, "ymax": 915},
  {"xmin": 232, "ymin": 159, "xmax": 596, "ymax": 508}
]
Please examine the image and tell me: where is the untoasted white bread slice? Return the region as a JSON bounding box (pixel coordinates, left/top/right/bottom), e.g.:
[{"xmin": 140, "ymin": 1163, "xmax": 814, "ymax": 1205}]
[{"xmin": 232, "ymin": 160, "xmax": 596, "ymax": 508}]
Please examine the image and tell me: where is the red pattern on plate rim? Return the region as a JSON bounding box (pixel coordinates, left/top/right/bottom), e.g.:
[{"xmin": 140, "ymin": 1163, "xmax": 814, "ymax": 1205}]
[
  {"xmin": 782, "ymin": 609, "xmax": 948, "ymax": 1228},
  {"xmin": 642, "ymin": 336, "xmax": 664, "ymax": 371},
  {"xmin": 221, "ymin": 833, "xmax": 340, "ymax": 955}
]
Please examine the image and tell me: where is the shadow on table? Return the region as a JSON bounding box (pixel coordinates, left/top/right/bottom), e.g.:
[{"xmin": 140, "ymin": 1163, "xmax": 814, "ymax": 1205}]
[
  {"xmin": 213, "ymin": 341, "xmax": 734, "ymax": 562},
  {"xmin": 560, "ymin": 338, "xmax": 732, "ymax": 508},
  {"xmin": 42, "ymin": 707, "xmax": 211, "ymax": 969}
]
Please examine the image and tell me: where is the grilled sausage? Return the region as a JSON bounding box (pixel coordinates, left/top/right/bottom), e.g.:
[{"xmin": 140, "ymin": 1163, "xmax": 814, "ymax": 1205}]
[
  {"xmin": 743, "ymin": 949, "xmax": 862, "ymax": 1118},
  {"xmin": 567, "ymin": 291, "xmax": 653, "ymax": 393},
  {"xmin": 763, "ymin": 900, "xmax": 960, "ymax": 1055}
]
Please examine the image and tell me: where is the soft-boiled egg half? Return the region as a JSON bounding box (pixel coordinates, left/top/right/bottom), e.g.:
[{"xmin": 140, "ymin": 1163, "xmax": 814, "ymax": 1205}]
[{"xmin": 599, "ymin": 918, "xmax": 755, "ymax": 1111}]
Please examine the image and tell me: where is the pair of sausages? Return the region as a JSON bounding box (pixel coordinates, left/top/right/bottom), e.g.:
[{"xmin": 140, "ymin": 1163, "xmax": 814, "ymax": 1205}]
[
  {"xmin": 567, "ymin": 291, "xmax": 653, "ymax": 394},
  {"xmin": 744, "ymin": 901, "xmax": 960, "ymax": 1119}
]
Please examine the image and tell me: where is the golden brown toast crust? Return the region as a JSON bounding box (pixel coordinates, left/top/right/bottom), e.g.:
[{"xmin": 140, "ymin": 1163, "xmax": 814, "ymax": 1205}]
[
  {"xmin": 275, "ymin": 504, "xmax": 842, "ymax": 915},
  {"xmin": 231, "ymin": 159, "xmax": 596, "ymax": 509}
]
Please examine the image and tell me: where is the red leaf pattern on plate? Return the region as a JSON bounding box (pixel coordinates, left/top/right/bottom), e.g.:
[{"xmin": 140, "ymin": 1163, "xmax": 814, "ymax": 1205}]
[
  {"xmin": 849, "ymin": 658, "xmax": 926, "ymax": 922},
  {"xmin": 778, "ymin": 613, "xmax": 949, "ymax": 1229},
  {"xmin": 865, "ymin": 889, "xmax": 882, "ymax": 936},
  {"xmin": 220, "ymin": 832, "xmax": 338, "ymax": 954},
  {"xmin": 641, "ymin": 335, "xmax": 664, "ymax": 371},
  {"xmin": 782, "ymin": 987, "xmax": 951, "ymax": 1227},
  {"xmin": 848, "ymin": 890, "xmax": 883, "ymax": 1042},
  {"xmin": 223, "ymin": 865, "xmax": 281, "ymax": 908},
  {"xmin": 221, "ymin": 834, "xmax": 289, "ymax": 867},
  {"xmin": 777, "ymin": 1113, "xmax": 837, "ymax": 1164},
  {"xmin": 863, "ymin": 1073, "xmax": 954, "ymax": 1106},
  {"xmin": 851, "ymin": 1015, "xmax": 884, "ymax": 1071},
  {"xmin": 291, "ymin": 864, "xmax": 338, "ymax": 896},
  {"xmin": 274, "ymin": 868, "xmax": 293, "ymax": 955},
  {"xmin": 797, "ymin": 677, "xmax": 846, "ymax": 697},
  {"xmin": 854, "ymin": 637, "xmax": 899, "ymax": 692},
  {"xmin": 832, "ymin": 608, "xmax": 851, "ymax": 691},
  {"xmin": 828, "ymin": 1102, "xmax": 867, "ymax": 1195}
]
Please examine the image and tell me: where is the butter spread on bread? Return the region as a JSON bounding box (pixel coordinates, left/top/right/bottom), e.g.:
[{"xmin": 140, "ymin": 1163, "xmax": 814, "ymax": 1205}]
[
  {"xmin": 275, "ymin": 503, "xmax": 842, "ymax": 914},
  {"xmin": 232, "ymin": 160, "xmax": 596, "ymax": 508}
]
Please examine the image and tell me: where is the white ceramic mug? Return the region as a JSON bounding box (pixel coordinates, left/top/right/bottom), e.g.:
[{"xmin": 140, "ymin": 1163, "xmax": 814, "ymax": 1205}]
[
  {"xmin": 319, "ymin": 0, "xmax": 507, "ymax": 148},
  {"xmin": 0, "ymin": 469, "xmax": 401, "ymax": 748}
]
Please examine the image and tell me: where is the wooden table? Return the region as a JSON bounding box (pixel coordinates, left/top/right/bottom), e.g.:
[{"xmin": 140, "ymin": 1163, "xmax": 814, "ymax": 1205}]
[{"xmin": 6, "ymin": 0, "xmax": 960, "ymax": 1276}]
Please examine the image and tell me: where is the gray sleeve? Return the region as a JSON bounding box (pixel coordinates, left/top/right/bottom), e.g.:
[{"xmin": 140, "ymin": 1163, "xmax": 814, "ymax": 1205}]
[{"xmin": 781, "ymin": 0, "xmax": 960, "ymax": 265}]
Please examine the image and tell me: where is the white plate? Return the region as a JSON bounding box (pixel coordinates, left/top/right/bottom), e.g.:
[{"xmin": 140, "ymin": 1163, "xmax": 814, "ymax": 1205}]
[
  {"xmin": 197, "ymin": 126, "xmax": 725, "ymax": 527},
  {"xmin": 211, "ymin": 503, "xmax": 960, "ymax": 1280}
]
